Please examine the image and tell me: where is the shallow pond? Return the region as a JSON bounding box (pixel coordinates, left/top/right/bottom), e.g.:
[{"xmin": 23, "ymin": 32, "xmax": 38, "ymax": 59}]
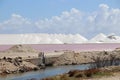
[{"xmin": 0, "ymin": 64, "xmax": 90, "ymax": 80}]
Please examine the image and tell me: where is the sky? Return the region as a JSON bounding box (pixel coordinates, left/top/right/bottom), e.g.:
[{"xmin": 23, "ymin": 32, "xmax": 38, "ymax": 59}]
[{"xmin": 0, "ymin": 0, "xmax": 120, "ymax": 38}]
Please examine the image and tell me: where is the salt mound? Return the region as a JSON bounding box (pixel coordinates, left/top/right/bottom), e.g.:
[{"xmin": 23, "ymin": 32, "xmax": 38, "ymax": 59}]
[
  {"xmin": 7, "ymin": 45, "xmax": 38, "ymax": 53},
  {"xmin": 89, "ymin": 33, "xmax": 106, "ymax": 43},
  {"xmin": 0, "ymin": 33, "xmax": 87, "ymax": 44}
]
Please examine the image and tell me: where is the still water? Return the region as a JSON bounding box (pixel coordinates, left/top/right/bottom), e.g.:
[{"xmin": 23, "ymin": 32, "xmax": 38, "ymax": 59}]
[
  {"xmin": 0, "ymin": 64, "xmax": 90, "ymax": 80},
  {"xmin": 0, "ymin": 43, "xmax": 120, "ymax": 52}
]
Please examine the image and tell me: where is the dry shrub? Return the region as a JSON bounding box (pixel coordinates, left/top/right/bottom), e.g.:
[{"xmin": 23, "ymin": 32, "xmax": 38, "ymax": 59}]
[
  {"xmin": 68, "ymin": 70, "xmax": 81, "ymax": 77},
  {"xmin": 84, "ymin": 68, "xmax": 100, "ymax": 77},
  {"xmin": 68, "ymin": 68, "xmax": 100, "ymax": 78}
]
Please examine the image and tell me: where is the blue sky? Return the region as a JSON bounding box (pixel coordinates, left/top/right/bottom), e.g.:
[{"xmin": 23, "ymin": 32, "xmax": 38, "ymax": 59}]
[
  {"xmin": 0, "ymin": 0, "xmax": 120, "ymax": 38},
  {"xmin": 0, "ymin": 0, "xmax": 119, "ymax": 21}
]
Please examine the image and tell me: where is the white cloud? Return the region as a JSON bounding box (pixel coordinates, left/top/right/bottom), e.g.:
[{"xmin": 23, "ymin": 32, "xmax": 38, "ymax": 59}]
[
  {"xmin": 0, "ymin": 14, "xmax": 37, "ymax": 33},
  {"xmin": 35, "ymin": 4, "xmax": 120, "ymax": 37},
  {"xmin": 99, "ymin": 4, "xmax": 109, "ymax": 10},
  {"xmin": 91, "ymin": 4, "xmax": 120, "ymax": 33},
  {"xmin": 0, "ymin": 4, "xmax": 120, "ymax": 37},
  {"xmin": 0, "ymin": 14, "xmax": 31, "ymax": 28},
  {"xmin": 35, "ymin": 8, "xmax": 84, "ymax": 34}
]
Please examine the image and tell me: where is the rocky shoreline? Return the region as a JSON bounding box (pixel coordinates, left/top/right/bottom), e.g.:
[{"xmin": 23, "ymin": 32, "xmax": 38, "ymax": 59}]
[
  {"xmin": 0, "ymin": 57, "xmax": 39, "ymax": 74},
  {"xmin": 0, "ymin": 45, "xmax": 120, "ymax": 75}
]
